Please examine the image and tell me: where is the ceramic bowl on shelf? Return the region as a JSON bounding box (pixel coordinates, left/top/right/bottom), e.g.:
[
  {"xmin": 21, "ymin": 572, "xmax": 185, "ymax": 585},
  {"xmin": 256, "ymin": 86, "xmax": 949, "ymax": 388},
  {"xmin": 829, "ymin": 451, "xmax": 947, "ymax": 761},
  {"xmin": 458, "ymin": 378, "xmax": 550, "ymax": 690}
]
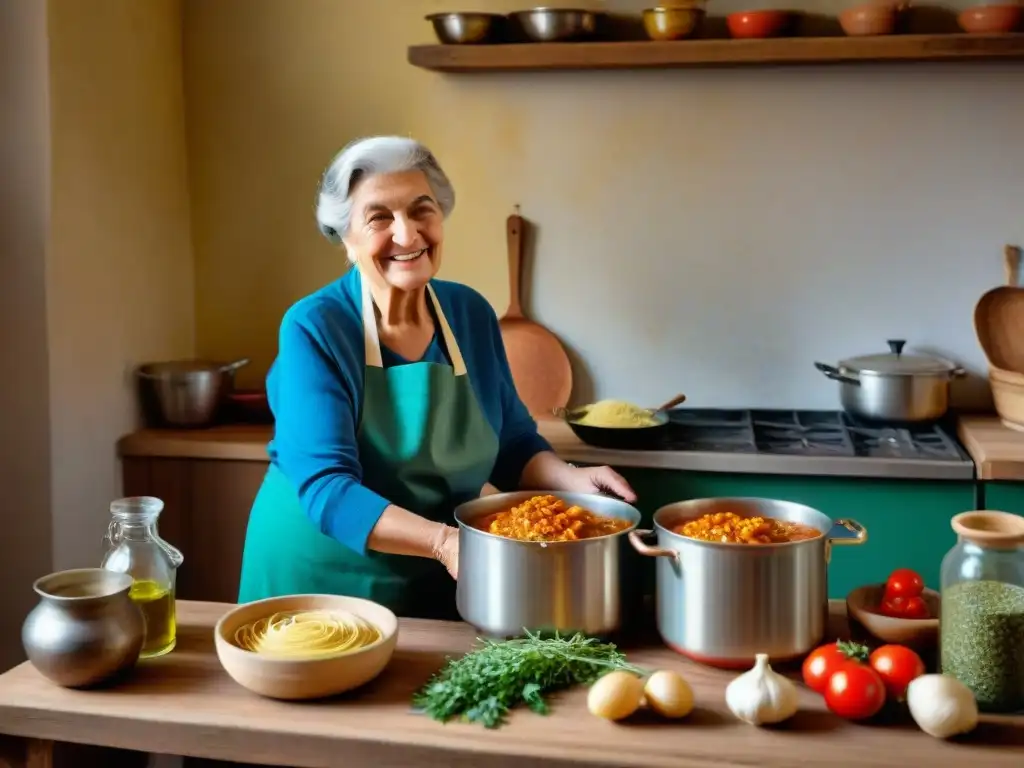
[
  {"xmin": 726, "ymin": 9, "xmax": 796, "ymax": 39},
  {"xmin": 839, "ymin": 2, "xmax": 903, "ymax": 36},
  {"xmin": 958, "ymin": 3, "xmax": 1023, "ymax": 34},
  {"xmin": 214, "ymin": 594, "xmax": 398, "ymax": 700},
  {"xmin": 643, "ymin": 4, "xmax": 706, "ymax": 41},
  {"xmin": 846, "ymin": 584, "xmax": 940, "ymax": 650}
]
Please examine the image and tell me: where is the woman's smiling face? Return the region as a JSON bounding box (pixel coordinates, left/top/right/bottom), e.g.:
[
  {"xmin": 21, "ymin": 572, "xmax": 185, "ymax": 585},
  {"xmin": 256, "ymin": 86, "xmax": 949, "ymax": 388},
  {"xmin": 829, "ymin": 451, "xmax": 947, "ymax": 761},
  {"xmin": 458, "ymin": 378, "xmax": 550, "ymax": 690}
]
[{"xmin": 343, "ymin": 170, "xmax": 444, "ymax": 293}]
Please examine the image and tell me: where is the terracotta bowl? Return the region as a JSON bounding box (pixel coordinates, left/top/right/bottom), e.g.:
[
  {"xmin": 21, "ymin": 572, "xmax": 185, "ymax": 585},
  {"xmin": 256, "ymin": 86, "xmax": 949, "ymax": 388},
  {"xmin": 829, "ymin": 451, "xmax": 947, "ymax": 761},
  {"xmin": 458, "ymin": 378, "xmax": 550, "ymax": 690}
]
[
  {"xmin": 839, "ymin": 3, "xmax": 899, "ymax": 36},
  {"xmin": 846, "ymin": 584, "xmax": 940, "ymax": 650},
  {"xmin": 726, "ymin": 9, "xmax": 795, "ymax": 38},
  {"xmin": 958, "ymin": 3, "xmax": 1022, "ymax": 34},
  {"xmin": 214, "ymin": 594, "xmax": 399, "ymax": 700}
]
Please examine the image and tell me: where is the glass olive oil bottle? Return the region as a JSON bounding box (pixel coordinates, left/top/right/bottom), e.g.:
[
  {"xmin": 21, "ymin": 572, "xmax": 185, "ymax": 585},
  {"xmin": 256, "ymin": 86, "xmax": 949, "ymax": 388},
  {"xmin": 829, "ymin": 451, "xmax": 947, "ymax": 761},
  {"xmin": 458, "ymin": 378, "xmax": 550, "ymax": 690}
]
[{"xmin": 101, "ymin": 496, "xmax": 184, "ymax": 658}]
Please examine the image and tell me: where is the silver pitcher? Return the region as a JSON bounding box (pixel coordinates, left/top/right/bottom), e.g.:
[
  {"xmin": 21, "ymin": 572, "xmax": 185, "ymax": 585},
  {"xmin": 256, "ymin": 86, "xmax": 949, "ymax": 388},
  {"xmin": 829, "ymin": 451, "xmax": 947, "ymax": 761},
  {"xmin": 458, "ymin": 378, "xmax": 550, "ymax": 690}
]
[
  {"xmin": 630, "ymin": 498, "xmax": 867, "ymax": 667},
  {"xmin": 22, "ymin": 568, "xmax": 145, "ymax": 688}
]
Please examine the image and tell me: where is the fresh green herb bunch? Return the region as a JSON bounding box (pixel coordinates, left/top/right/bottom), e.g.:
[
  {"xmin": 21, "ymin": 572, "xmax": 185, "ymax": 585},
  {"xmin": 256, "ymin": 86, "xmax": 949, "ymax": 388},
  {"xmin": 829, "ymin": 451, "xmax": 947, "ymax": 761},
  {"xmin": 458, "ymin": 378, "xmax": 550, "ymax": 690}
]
[{"xmin": 412, "ymin": 630, "xmax": 645, "ymax": 728}]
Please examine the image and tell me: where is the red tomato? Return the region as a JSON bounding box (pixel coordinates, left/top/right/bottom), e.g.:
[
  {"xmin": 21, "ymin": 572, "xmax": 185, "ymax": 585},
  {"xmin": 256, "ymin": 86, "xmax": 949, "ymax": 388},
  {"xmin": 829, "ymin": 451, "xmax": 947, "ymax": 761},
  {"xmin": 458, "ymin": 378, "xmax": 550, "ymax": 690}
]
[
  {"xmin": 802, "ymin": 641, "xmax": 869, "ymax": 694},
  {"xmin": 869, "ymin": 645, "xmax": 925, "ymax": 700},
  {"xmin": 884, "ymin": 568, "xmax": 924, "ymax": 599},
  {"xmin": 900, "ymin": 596, "xmax": 930, "ymax": 619},
  {"xmin": 824, "ymin": 663, "xmax": 887, "ymax": 720},
  {"xmin": 878, "ymin": 595, "xmax": 907, "ymax": 618}
]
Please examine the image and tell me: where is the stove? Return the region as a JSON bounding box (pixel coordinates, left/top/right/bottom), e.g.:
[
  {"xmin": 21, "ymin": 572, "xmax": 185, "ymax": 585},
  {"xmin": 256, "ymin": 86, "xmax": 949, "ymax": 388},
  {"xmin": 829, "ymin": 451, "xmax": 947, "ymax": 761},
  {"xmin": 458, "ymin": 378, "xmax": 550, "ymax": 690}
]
[
  {"xmin": 582, "ymin": 409, "xmax": 975, "ymax": 481},
  {"xmin": 665, "ymin": 409, "xmax": 968, "ymax": 461}
]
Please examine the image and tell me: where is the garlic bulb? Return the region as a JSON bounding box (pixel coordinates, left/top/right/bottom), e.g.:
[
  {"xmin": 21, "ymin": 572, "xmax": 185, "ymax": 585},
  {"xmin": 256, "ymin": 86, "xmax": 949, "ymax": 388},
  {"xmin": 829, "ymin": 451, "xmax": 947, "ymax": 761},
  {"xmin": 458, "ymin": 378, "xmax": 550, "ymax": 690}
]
[
  {"xmin": 906, "ymin": 674, "xmax": 978, "ymax": 739},
  {"xmin": 725, "ymin": 653, "xmax": 799, "ymax": 726}
]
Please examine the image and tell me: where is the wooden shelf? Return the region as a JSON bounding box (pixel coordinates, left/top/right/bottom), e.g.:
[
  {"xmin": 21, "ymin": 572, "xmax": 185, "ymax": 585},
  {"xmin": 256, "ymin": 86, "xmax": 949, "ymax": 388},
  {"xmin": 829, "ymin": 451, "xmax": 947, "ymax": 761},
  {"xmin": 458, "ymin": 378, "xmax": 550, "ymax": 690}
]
[{"xmin": 408, "ymin": 33, "xmax": 1024, "ymax": 72}]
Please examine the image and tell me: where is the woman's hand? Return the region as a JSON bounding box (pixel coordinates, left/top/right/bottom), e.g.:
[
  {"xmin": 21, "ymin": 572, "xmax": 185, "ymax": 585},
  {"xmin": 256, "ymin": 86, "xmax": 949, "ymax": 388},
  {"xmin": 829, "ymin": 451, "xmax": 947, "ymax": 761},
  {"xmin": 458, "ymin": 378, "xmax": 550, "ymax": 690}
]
[
  {"xmin": 431, "ymin": 524, "xmax": 460, "ymax": 579},
  {"xmin": 560, "ymin": 465, "xmax": 637, "ymax": 502}
]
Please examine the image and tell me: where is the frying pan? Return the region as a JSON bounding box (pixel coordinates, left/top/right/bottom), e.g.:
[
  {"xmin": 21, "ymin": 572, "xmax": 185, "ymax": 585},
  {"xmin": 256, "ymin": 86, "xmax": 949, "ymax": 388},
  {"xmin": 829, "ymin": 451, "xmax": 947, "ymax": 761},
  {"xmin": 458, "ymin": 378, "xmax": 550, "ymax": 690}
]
[
  {"xmin": 975, "ymin": 244, "xmax": 1024, "ymax": 373},
  {"xmin": 498, "ymin": 207, "xmax": 573, "ymax": 419},
  {"xmin": 556, "ymin": 394, "xmax": 687, "ymax": 450}
]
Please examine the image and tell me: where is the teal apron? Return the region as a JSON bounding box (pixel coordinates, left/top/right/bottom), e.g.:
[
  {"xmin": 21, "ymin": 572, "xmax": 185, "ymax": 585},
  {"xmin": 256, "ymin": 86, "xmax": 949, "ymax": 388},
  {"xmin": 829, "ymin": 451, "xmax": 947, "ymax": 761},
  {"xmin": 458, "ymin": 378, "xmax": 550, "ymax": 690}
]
[{"xmin": 237, "ymin": 273, "xmax": 501, "ymax": 620}]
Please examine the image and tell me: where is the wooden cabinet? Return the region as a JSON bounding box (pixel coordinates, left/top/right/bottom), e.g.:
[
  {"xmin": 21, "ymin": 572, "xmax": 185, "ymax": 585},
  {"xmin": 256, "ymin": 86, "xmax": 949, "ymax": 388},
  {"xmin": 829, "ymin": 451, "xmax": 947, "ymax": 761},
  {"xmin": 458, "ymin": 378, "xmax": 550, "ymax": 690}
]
[{"xmin": 121, "ymin": 457, "xmax": 268, "ymax": 604}]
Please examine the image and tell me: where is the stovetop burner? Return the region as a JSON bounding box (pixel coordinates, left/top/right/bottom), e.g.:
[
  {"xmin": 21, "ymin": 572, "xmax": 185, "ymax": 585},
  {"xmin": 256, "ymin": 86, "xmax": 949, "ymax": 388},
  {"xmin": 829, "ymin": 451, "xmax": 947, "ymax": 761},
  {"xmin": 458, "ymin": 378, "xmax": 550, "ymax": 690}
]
[{"xmin": 663, "ymin": 409, "xmax": 968, "ymax": 462}]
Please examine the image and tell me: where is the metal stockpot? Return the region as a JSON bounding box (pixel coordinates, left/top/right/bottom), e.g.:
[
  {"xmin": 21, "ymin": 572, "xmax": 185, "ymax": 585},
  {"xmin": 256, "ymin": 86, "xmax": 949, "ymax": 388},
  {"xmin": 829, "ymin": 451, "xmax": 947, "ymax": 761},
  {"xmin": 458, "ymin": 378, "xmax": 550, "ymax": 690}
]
[
  {"xmin": 136, "ymin": 358, "xmax": 249, "ymax": 427},
  {"xmin": 455, "ymin": 491, "xmax": 641, "ymax": 638},
  {"xmin": 814, "ymin": 339, "xmax": 965, "ymax": 422},
  {"xmin": 629, "ymin": 498, "xmax": 866, "ymax": 668}
]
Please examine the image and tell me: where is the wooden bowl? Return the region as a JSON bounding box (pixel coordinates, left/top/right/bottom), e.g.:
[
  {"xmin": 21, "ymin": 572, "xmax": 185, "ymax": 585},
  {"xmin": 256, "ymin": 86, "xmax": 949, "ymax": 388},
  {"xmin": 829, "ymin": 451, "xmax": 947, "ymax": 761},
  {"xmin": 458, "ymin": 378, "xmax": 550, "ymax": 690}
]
[
  {"xmin": 726, "ymin": 9, "xmax": 795, "ymax": 38},
  {"xmin": 214, "ymin": 594, "xmax": 398, "ymax": 700},
  {"xmin": 846, "ymin": 584, "xmax": 940, "ymax": 650},
  {"xmin": 989, "ymin": 369, "xmax": 1024, "ymax": 432},
  {"xmin": 839, "ymin": 3, "xmax": 899, "ymax": 36},
  {"xmin": 958, "ymin": 3, "xmax": 1022, "ymax": 34}
]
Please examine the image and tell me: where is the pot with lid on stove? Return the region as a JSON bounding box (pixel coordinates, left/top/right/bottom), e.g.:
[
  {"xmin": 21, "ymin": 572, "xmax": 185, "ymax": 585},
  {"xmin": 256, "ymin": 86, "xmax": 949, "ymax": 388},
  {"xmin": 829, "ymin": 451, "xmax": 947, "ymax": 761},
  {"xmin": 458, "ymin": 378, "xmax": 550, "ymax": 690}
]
[{"xmin": 814, "ymin": 339, "xmax": 965, "ymax": 422}]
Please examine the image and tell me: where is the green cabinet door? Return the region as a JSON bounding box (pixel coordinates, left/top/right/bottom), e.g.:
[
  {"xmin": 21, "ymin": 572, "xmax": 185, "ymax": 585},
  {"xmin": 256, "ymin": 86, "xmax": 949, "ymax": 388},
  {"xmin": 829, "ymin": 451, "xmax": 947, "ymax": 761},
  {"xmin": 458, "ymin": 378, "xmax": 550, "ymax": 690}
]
[
  {"xmin": 617, "ymin": 468, "xmax": 974, "ymax": 600},
  {"xmin": 983, "ymin": 482, "xmax": 1024, "ymax": 516}
]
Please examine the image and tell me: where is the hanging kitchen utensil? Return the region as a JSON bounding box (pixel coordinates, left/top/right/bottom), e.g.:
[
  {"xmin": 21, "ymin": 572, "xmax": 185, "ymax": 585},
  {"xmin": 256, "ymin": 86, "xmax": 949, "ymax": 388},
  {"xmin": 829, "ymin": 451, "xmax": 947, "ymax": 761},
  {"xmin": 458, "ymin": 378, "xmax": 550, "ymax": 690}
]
[
  {"xmin": 974, "ymin": 244, "xmax": 1024, "ymax": 373},
  {"xmin": 498, "ymin": 207, "xmax": 573, "ymax": 419}
]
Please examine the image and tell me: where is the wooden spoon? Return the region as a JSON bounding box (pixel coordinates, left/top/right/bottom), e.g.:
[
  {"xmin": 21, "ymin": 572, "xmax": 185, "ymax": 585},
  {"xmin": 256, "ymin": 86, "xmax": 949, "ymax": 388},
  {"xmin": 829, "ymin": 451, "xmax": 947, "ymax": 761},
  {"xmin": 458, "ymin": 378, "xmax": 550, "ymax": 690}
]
[
  {"xmin": 651, "ymin": 393, "xmax": 687, "ymax": 415},
  {"xmin": 498, "ymin": 207, "xmax": 573, "ymax": 420},
  {"xmin": 974, "ymin": 244, "xmax": 1024, "ymax": 373}
]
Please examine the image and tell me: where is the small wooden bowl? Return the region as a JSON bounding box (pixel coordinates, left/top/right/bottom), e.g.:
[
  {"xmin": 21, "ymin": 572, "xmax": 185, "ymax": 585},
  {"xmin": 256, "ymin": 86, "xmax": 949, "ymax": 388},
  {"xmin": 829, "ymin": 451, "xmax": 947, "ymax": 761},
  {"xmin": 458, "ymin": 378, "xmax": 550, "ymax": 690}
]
[
  {"xmin": 846, "ymin": 584, "xmax": 940, "ymax": 650},
  {"xmin": 214, "ymin": 594, "xmax": 398, "ymax": 700},
  {"xmin": 726, "ymin": 9, "xmax": 795, "ymax": 38},
  {"xmin": 958, "ymin": 3, "xmax": 1022, "ymax": 34},
  {"xmin": 990, "ymin": 369, "xmax": 1024, "ymax": 432}
]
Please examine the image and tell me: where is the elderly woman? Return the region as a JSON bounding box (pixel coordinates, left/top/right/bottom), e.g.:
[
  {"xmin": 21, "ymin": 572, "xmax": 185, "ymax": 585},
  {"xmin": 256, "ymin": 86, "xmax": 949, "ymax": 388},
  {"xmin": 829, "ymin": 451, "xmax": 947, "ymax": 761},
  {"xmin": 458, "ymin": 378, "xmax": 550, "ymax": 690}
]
[{"xmin": 237, "ymin": 136, "xmax": 636, "ymax": 620}]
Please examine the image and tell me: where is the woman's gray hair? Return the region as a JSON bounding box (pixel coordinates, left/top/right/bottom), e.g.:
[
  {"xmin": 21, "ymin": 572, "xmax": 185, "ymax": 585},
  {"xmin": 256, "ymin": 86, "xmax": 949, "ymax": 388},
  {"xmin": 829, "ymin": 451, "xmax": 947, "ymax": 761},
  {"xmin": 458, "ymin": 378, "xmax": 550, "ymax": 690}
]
[{"xmin": 315, "ymin": 136, "xmax": 456, "ymax": 246}]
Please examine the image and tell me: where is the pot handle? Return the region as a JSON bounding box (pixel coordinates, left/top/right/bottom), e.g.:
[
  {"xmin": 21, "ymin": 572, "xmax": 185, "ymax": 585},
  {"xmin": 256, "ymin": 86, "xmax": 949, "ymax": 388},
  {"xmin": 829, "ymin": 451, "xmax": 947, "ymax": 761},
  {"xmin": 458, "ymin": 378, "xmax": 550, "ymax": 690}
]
[
  {"xmin": 827, "ymin": 518, "xmax": 868, "ymax": 546},
  {"xmin": 814, "ymin": 362, "xmax": 860, "ymax": 386},
  {"xmin": 221, "ymin": 358, "xmax": 250, "ymax": 374},
  {"xmin": 628, "ymin": 529, "xmax": 676, "ymax": 559}
]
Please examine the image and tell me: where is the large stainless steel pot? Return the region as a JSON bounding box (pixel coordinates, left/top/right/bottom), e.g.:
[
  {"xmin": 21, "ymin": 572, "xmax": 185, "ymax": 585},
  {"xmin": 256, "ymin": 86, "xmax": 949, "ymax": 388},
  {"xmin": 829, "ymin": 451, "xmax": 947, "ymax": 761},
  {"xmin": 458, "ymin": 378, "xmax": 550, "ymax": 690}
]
[
  {"xmin": 136, "ymin": 358, "xmax": 249, "ymax": 428},
  {"xmin": 629, "ymin": 498, "xmax": 866, "ymax": 668},
  {"xmin": 455, "ymin": 491, "xmax": 641, "ymax": 638},
  {"xmin": 814, "ymin": 339, "xmax": 965, "ymax": 422}
]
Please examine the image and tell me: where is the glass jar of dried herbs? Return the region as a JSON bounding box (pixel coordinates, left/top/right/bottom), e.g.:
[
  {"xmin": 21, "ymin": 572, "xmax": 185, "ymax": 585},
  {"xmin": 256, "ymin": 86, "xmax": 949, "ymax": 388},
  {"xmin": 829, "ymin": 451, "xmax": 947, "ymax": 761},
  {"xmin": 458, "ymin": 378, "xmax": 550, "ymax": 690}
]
[{"xmin": 939, "ymin": 510, "xmax": 1024, "ymax": 714}]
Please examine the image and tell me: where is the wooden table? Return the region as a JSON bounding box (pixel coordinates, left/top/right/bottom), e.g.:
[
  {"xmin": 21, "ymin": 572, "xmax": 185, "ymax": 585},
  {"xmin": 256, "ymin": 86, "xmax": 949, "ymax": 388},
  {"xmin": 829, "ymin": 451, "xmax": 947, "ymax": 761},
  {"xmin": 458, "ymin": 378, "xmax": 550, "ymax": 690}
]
[{"xmin": 0, "ymin": 601, "xmax": 1021, "ymax": 768}]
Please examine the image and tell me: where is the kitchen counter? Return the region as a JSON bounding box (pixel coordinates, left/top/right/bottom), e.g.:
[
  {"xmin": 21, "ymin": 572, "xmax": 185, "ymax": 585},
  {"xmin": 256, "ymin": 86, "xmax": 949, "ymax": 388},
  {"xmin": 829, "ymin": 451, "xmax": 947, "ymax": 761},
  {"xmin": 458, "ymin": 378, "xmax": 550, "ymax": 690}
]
[
  {"xmin": 117, "ymin": 417, "xmax": 976, "ymax": 480},
  {"xmin": 0, "ymin": 601, "xmax": 1020, "ymax": 767},
  {"xmin": 957, "ymin": 415, "xmax": 1024, "ymax": 481}
]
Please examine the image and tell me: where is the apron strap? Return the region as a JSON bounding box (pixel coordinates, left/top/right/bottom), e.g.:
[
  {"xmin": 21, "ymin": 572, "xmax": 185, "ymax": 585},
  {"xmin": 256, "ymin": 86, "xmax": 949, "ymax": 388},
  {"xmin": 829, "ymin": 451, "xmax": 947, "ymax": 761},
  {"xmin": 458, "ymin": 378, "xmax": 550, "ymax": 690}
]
[
  {"xmin": 360, "ymin": 272, "xmax": 468, "ymax": 376},
  {"xmin": 427, "ymin": 284, "xmax": 467, "ymax": 377},
  {"xmin": 360, "ymin": 274, "xmax": 385, "ymax": 369}
]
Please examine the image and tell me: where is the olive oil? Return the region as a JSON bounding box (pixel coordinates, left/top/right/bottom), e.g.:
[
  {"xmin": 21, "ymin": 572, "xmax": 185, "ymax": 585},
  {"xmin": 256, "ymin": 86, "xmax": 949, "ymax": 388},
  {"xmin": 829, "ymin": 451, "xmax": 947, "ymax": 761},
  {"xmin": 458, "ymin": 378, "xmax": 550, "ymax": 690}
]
[{"xmin": 130, "ymin": 579, "xmax": 176, "ymax": 658}]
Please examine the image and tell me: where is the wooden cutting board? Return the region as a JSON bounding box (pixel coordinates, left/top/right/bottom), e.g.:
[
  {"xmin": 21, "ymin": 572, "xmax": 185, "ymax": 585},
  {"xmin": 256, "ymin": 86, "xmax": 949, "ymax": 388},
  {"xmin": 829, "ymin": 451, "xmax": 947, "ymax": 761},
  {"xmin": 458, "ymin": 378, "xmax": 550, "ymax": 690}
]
[
  {"xmin": 498, "ymin": 209, "xmax": 573, "ymax": 419},
  {"xmin": 975, "ymin": 244, "xmax": 1024, "ymax": 373}
]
